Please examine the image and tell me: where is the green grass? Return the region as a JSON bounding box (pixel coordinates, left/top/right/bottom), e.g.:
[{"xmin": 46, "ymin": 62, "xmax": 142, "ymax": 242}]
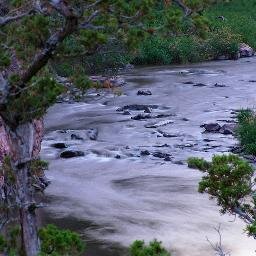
[
  {"xmin": 205, "ymin": 0, "xmax": 256, "ymax": 49},
  {"xmin": 187, "ymin": 157, "xmax": 210, "ymax": 171},
  {"xmin": 236, "ymin": 109, "xmax": 256, "ymax": 155}
]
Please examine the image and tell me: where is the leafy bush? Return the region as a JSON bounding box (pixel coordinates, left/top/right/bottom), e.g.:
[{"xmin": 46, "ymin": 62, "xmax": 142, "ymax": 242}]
[
  {"xmin": 236, "ymin": 109, "xmax": 256, "ymax": 155},
  {"xmin": 39, "ymin": 224, "xmax": 85, "ymax": 256},
  {"xmin": 188, "ymin": 154, "xmax": 256, "ymax": 238},
  {"xmin": 130, "ymin": 240, "xmax": 171, "ymax": 256},
  {"xmin": 189, "ymin": 154, "xmax": 254, "ymax": 214}
]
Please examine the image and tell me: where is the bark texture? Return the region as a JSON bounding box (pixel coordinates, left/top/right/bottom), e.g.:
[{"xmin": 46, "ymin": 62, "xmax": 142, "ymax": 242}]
[{"xmin": 0, "ymin": 117, "xmax": 44, "ymax": 256}]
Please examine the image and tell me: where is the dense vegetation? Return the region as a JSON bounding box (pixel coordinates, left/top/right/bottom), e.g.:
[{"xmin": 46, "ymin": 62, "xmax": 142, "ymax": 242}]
[{"xmin": 131, "ymin": 0, "xmax": 256, "ymax": 66}]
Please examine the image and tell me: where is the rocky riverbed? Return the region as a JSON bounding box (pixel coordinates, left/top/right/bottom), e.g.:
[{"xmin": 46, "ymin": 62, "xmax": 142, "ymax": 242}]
[{"xmin": 41, "ymin": 57, "xmax": 256, "ymax": 256}]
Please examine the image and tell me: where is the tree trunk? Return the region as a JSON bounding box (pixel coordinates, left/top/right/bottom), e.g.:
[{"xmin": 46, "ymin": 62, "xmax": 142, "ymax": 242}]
[{"xmin": 0, "ymin": 118, "xmax": 44, "ymax": 256}]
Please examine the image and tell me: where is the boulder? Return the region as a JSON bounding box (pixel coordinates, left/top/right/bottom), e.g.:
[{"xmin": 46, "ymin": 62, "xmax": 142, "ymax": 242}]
[
  {"xmin": 219, "ymin": 124, "xmax": 236, "ymax": 135},
  {"xmin": 60, "ymin": 150, "xmax": 85, "ymax": 158},
  {"xmin": 239, "ymin": 43, "xmax": 254, "ymax": 58},
  {"xmin": 201, "ymin": 123, "xmax": 221, "ymax": 133}
]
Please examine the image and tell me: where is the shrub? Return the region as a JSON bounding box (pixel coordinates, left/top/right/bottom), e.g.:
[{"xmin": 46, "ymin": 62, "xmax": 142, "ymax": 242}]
[
  {"xmin": 189, "ymin": 154, "xmax": 254, "ymax": 214},
  {"xmin": 130, "ymin": 239, "xmax": 171, "ymax": 256},
  {"xmin": 236, "ymin": 109, "xmax": 256, "ymax": 155},
  {"xmin": 187, "ymin": 157, "xmax": 210, "ymax": 171},
  {"xmin": 39, "ymin": 224, "xmax": 85, "ymax": 256}
]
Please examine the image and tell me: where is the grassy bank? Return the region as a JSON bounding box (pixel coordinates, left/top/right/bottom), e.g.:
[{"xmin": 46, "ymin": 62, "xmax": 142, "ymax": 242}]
[{"xmin": 132, "ymin": 0, "xmax": 256, "ymax": 65}]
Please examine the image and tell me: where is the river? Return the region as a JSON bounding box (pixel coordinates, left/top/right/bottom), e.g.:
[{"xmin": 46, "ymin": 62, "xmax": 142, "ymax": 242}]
[{"xmin": 41, "ymin": 57, "xmax": 256, "ymax": 256}]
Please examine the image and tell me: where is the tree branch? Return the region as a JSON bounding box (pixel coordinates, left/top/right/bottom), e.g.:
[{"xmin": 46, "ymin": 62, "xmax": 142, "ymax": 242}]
[
  {"xmin": 19, "ymin": 1, "xmax": 78, "ymax": 87},
  {"xmin": 173, "ymin": 0, "xmax": 192, "ymax": 16},
  {"xmin": 0, "ymin": 9, "xmax": 34, "ymax": 27}
]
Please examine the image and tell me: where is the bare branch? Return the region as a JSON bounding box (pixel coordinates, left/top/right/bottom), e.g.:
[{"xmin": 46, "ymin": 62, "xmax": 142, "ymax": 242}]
[
  {"xmin": 206, "ymin": 225, "xmax": 231, "ymax": 256},
  {"xmin": 79, "ymin": 10, "xmax": 100, "ymax": 29},
  {"xmin": 0, "ymin": 9, "xmax": 34, "ymax": 27},
  {"xmin": 173, "ymin": 0, "xmax": 192, "ymax": 16},
  {"xmin": 85, "ymin": 0, "xmax": 104, "ymax": 10}
]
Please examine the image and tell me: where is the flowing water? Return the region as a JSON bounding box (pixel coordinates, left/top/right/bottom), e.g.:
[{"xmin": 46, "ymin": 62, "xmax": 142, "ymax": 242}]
[{"xmin": 41, "ymin": 58, "xmax": 256, "ymax": 256}]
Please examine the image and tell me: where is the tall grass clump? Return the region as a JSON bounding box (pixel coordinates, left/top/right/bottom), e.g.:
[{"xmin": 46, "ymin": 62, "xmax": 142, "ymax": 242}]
[{"xmin": 236, "ymin": 109, "xmax": 256, "ymax": 155}]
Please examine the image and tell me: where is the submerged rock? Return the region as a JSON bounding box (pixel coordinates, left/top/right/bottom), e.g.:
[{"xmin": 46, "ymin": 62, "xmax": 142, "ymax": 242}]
[
  {"xmin": 117, "ymin": 104, "xmax": 158, "ymax": 112},
  {"xmin": 137, "ymin": 90, "xmax": 152, "ymax": 96},
  {"xmin": 193, "ymin": 83, "xmax": 207, "ymax": 87},
  {"xmin": 71, "ymin": 134, "xmax": 84, "ymax": 140},
  {"xmin": 131, "ymin": 114, "xmax": 152, "ymax": 120},
  {"xmin": 60, "ymin": 150, "xmax": 85, "ymax": 158},
  {"xmin": 145, "ymin": 120, "xmax": 174, "ymax": 128},
  {"xmin": 51, "ymin": 143, "xmax": 67, "ymax": 149},
  {"xmin": 87, "ymin": 128, "xmax": 98, "ymax": 140},
  {"xmin": 140, "ymin": 150, "xmax": 150, "ymax": 156}
]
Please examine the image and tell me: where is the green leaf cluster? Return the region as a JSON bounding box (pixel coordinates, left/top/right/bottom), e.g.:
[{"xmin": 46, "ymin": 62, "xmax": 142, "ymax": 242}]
[
  {"xmin": 130, "ymin": 239, "xmax": 171, "ymax": 256},
  {"xmin": 39, "ymin": 224, "xmax": 85, "ymax": 256}
]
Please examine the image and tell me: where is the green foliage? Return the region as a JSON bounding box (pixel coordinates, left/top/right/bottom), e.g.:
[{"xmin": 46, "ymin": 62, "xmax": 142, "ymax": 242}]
[
  {"xmin": 39, "ymin": 224, "xmax": 85, "ymax": 256},
  {"xmin": 189, "ymin": 154, "xmax": 256, "ymax": 237},
  {"xmin": 0, "ymin": 226, "xmax": 21, "ymax": 255},
  {"xmin": 236, "ymin": 109, "xmax": 256, "ymax": 155},
  {"xmin": 130, "ymin": 240, "xmax": 171, "ymax": 256},
  {"xmin": 187, "ymin": 157, "xmax": 210, "ymax": 171},
  {"xmin": 6, "ymin": 76, "xmax": 64, "ymax": 123},
  {"xmin": 197, "ymin": 154, "xmax": 254, "ymax": 213}
]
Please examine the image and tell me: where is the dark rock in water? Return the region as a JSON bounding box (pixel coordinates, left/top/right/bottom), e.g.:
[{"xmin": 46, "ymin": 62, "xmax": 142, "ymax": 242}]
[
  {"xmin": 193, "ymin": 83, "xmax": 207, "ymax": 87},
  {"xmin": 203, "ymin": 138, "xmax": 215, "ymax": 142},
  {"xmin": 155, "ymin": 114, "xmax": 173, "ymax": 118},
  {"xmin": 115, "ymin": 155, "xmax": 121, "ymax": 159},
  {"xmin": 87, "ymin": 128, "xmax": 98, "ymax": 140},
  {"xmin": 201, "ymin": 123, "xmax": 221, "ymax": 133},
  {"xmin": 60, "ymin": 150, "xmax": 85, "ymax": 158},
  {"xmin": 51, "ymin": 143, "xmax": 67, "ymax": 149},
  {"xmin": 164, "ymin": 156, "xmax": 172, "ymax": 161},
  {"xmin": 249, "ymin": 80, "xmax": 256, "ymax": 83},
  {"xmin": 117, "ymin": 104, "xmax": 158, "ymax": 112},
  {"xmin": 154, "ymin": 144, "xmax": 170, "ymax": 148},
  {"xmin": 123, "ymin": 111, "xmax": 131, "ymax": 115},
  {"xmin": 230, "ymin": 145, "xmax": 243, "ymax": 154},
  {"xmin": 173, "ymin": 160, "xmax": 184, "ymax": 165},
  {"xmin": 181, "ymin": 118, "xmax": 189, "ymax": 121},
  {"xmin": 219, "ymin": 124, "xmax": 236, "ymax": 135},
  {"xmin": 71, "ymin": 134, "xmax": 84, "ymax": 140},
  {"xmin": 131, "ymin": 114, "xmax": 151, "ymax": 120},
  {"xmin": 137, "ymin": 90, "xmax": 152, "ymax": 96},
  {"xmin": 153, "ymin": 152, "xmax": 171, "ymax": 159},
  {"xmin": 214, "ymin": 83, "xmax": 226, "ymax": 87},
  {"xmin": 144, "ymin": 107, "xmax": 152, "ymax": 113},
  {"xmin": 183, "ymin": 81, "xmax": 194, "ymax": 85},
  {"xmin": 140, "ymin": 150, "xmax": 150, "ymax": 156}
]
